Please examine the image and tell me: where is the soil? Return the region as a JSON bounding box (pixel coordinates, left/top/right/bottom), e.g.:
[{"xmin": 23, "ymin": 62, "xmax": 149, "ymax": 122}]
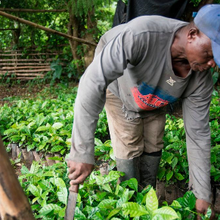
[{"xmin": 0, "ymin": 82, "xmax": 51, "ymax": 106}]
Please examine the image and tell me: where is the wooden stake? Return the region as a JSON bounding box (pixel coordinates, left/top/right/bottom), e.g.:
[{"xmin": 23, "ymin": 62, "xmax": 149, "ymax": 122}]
[{"xmin": 0, "ymin": 137, "xmax": 35, "ymax": 220}]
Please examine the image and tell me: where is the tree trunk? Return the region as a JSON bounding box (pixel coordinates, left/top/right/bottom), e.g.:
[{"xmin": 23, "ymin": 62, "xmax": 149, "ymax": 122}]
[
  {"xmin": 0, "ymin": 137, "xmax": 35, "ymax": 220},
  {"xmin": 12, "ymin": 25, "xmax": 20, "ymax": 47},
  {"xmin": 67, "ymin": 4, "xmax": 80, "ymax": 61},
  {"xmin": 84, "ymin": 7, "xmax": 96, "ymax": 68},
  {"xmin": 67, "ymin": 2, "xmax": 83, "ymax": 74}
]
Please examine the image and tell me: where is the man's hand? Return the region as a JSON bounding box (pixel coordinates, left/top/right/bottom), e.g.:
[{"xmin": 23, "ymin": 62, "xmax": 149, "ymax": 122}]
[
  {"xmin": 67, "ymin": 160, "xmax": 94, "ymax": 185},
  {"xmin": 196, "ymin": 199, "xmax": 215, "ymax": 220}
]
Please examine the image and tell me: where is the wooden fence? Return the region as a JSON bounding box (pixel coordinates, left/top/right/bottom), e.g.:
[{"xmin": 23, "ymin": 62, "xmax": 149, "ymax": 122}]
[{"xmin": 0, "ymin": 48, "xmax": 63, "ymax": 80}]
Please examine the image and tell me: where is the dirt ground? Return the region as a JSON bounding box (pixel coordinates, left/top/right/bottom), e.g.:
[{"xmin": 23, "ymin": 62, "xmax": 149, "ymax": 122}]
[{"xmin": 0, "ymin": 83, "xmax": 51, "ymax": 106}]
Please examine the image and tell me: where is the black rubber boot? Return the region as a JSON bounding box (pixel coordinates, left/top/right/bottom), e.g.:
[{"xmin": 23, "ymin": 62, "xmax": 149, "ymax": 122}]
[
  {"xmin": 139, "ymin": 151, "xmax": 162, "ymax": 189},
  {"xmin": 115, "ymin": 157, "xmax": 140, "ymax": 183}
]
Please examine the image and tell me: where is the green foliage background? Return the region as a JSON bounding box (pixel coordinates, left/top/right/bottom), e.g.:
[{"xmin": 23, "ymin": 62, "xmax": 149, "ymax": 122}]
[{"xmin": 0, "ymin": 0, "xmax": 116, "ymax": 49}]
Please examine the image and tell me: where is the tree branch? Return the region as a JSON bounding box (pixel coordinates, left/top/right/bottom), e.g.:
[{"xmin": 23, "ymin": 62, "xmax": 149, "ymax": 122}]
[
  {"xmin": 0, "ymin": 8, "xmax": 67, "ymax": 12},
  {"xmin": 0, "ymin": 11, "xmax": 97, "ymax": 47}
]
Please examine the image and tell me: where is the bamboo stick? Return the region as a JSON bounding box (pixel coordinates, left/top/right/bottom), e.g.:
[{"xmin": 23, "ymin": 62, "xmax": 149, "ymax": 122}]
[
  {"xmin": 0, "ymin": 63, "xmax": 51, "ymax": 66},
  {"xmin": 11, "ymin": 77, "xmax": 44, "ymax": 80},
  {"xmin": 0, "ymin": 68, "xmax": 51, "ymax": 74},
  {"xmin": 0, "ymin": 45, "xmax": 67, "ymax": 52},
  {"xmin": 2, "ymin": 66, "xmax": 50, "ymax": 70},
  {"xmin": 0, "ymin": 59, "xmax": 54, "ymax": 62},
  {"xmin": 13, "ymin": 73, "xmax": 45, "ymax": 76},
  {"xmin": 0, "ymin": 52, "xmax": 59, "ymax": 56},
  {"xmin": 0, "ymin": 73, "xmax": 48, "ymax": 76}
]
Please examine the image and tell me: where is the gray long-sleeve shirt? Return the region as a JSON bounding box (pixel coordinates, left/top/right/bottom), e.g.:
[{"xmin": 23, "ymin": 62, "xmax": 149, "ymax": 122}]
[{"xmin": 70, "ymin": 16, "xmax": 213, "ymax": 203}]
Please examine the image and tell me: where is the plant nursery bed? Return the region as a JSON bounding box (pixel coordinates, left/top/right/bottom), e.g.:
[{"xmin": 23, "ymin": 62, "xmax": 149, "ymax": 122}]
[{"xmin": 8, "ymin": 142, "xmax": 220, "ymax": 214}]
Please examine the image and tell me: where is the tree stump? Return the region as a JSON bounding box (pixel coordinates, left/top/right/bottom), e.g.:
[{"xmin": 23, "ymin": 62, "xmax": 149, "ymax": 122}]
[{"xmin": 0, "ymin": 136, "xmax": 35, "ymax": 220}]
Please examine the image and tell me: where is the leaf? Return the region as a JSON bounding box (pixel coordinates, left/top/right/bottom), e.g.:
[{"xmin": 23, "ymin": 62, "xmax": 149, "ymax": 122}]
[
  {"xmin": 36, "ymin": 126, "xmax": 49, "ymax": 132},
  {"xmin": 95, "ymin": 138, "xmax": 103, "ymax": 146},
  {"xmin": 27, "ymin": 144, "xmax": 36, "ymax": 151},
  {"xmin": 58, "ymin": 207, "xmax": 66, "ymax": 218},
  {"xmin": 153, "ymin": 207, "xmax": 179, "ymax": 220},
  {"xmin": 57, "ymin": 189, "xmax": 68, "ymax": 205},
  {"xmin": 126, "ymin": 178, "xmax": 138, "ymax": 192},
  {"xmin": 55, "ymin": 177, "xmax": 66, "ymax": 188},
  {"xmin": 116, "ymin": 188, "xmax": 130, "ymax": 207},
  {"xmin": 122, "ymin": 202, "xmax": 148, "ymax": 217},
  {"xmin": 35, "ymin": 114, "xmax": 46, "ymax": 127},
  {"xmin": 146, "ymin": 188, "xmax": 158, "ymax": 215},
  {"xmin": 52, "ymin": 64, "xmax": 62, "ymax": 80},
  {"xmin": 98, "ymin": 199, "xmax": 117, "ymax": 209},
  {"xmin": 42, "ymin": 171, "xmax": 54, "ymax": 177},
  {"xmin": 165, "ymin": 155, "xmax": 174, "ymax": 164},
  {"xmin": 177, "ymin": 211, "xmax": 182, "ymax": 220},
  {"xmin": 37, "ymin": 142, "xmax": 47, "ymax": 151},
  {"xmin": 106, "ymin": 208, "xmax": 121, "ymax": 220},
  {"xmin": 174, "ymin": 173, "xmax": 184, "ymax": 181},
  {"xmin": 87, "ymin": 207, "xmax": 100, "ymax": 219},
  {"xmin": 109, "ymin": 148, "xmax": 115, "ymax": 160},
  {"xmin": 205, "ymin": 207, "xmax": 212, "ymax": 218},
  {"xmin": 52, "ymin": 122, "xmax": 63, "ymax": 130},
  {"xmin": 171, "ymin": 157, "xmax": 178, "ymax": 169},
  {"xmin": 166, "ymin": 170, "xmax": 174, "ymax": 181},
  {"xmin": 177, "ymin": 191, "xmax": 196, "ymax": 210},
  {"xmin": 74, "ymin": 207, "xmax": 87, "ymax": 219},
  {"xmin": 136, "ymin": 192, "xmax": 144, "ymax": 204},
  {"xmin": 21, "ymin": 126, "xmax": 31, "ymax": 135},
  {"xmin": 157, "ymin": 168, "xmax": 166, "ymax": 180},
  {"xmin": 28, "ymin": 184, "xmax": 40, "ymax": 197},
  {"xmin": 103, "ymin": 171, "xmax": 121, "ymax": 184},
  {"xmin": 21, "ymin": 165, "xmax": 30, "ymax": 174},
  {"xmin": 47, "ymin": 156, "xmax": 63, "ymax": 161},
  {"xmin": 95, "ymin": 192, "xmax": 107, "ymax": 202},
  {"xmin": 27, "ymin": 122, "xmax": 36, "ymax": 129},
  {"xmin": 184, "ymin": 192, "xmax": 196, "ymax": 210},
  {"xmin": 212, "ymin": 71, "xmax": 219, "ymax": 85},
  {"xmin": 50, "ymin": 145, "xmax": 64, "ymax": 153},
  {"xmin": 152, "ymin": 215, "xmax": 164, "ymax": 220},
  {"xmin": 10, "ymin": 135, "xmax": 21, "ymax": 142},
  {"xmin": 42, "ymin": 101, "xmax": 48, "ymax": 109},
  {"xmin": 95, "ymin": 175, "xmax": 104, "ymax": 185},
  {"xmin": 31, "ymin": 204, "xmax": 40, "ymax": 211},
  {"xmin": 211, "ymin": 154, "xmax": 217, "ymax": 164},
  {"xmin": 102, "ymin": 183, "xmax": 113, "ymax": 193},
  {"xmin": 4, "ymin": 128, "xmax": 18, "ymax": 135},
  {"xmin": 128, "ymin": 190, "xmax": 135, "ymax": 200},
  {"xmin": 30, "ymin": 161, "xmax": 40, "ymax": 174},
  {"xmin": 39, "ymin": 204, "xmax": 62, "ymax": 215},
  {"xmin": 170, "ymin": 200, "xmax": 182, "ymax": 209}
]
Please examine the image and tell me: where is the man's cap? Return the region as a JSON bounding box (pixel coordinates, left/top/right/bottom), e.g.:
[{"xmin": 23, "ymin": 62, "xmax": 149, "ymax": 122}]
[{"xmin": 194, "ymin": 4, "xmax": 220, "ymax": 67}]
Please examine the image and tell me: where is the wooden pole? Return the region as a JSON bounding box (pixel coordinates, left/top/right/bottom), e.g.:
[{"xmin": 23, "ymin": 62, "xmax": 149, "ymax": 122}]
[
  {"xmin": 0, "ymin": 8, "xmax": 67, "ymax": 13},
  {"xmin": 0, "ymin": 137, "xmax": 35, "ymax": 220},
  {"xmin": 0, "ymin": 11, "xmax": 96, "ymax": 47}
]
